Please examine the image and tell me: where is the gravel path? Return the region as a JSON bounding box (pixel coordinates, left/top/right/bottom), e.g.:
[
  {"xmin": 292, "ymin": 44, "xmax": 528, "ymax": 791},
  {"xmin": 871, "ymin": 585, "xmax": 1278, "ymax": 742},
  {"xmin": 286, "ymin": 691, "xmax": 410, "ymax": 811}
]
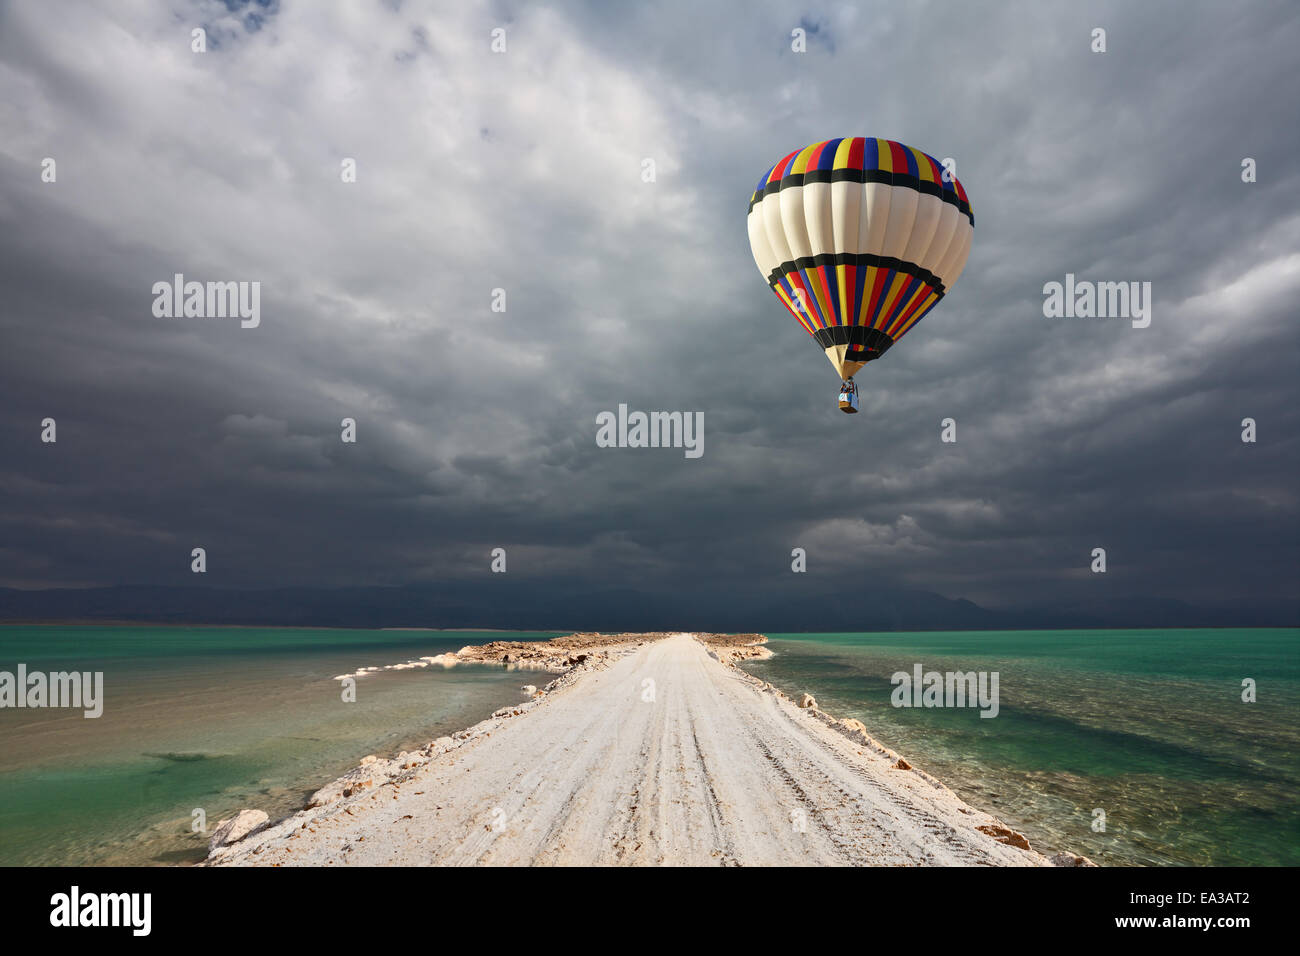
[{"xmin": 212, "ymin": 635, "xmax": 1048, "ymax": 866}]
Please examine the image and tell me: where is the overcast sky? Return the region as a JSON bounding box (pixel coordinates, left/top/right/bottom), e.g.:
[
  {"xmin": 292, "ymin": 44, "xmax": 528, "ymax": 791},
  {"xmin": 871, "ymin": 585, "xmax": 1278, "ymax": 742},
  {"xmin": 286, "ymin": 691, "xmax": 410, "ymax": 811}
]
[{"xmin": 1, "ymin": 0, "xmax": 1296, "ymax": 619}]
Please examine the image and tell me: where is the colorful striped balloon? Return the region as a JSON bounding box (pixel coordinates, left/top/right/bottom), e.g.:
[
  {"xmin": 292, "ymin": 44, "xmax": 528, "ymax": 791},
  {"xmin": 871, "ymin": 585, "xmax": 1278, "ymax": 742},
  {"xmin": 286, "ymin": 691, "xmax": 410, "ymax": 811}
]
[{"xmin": 747, "ymin": 137, "xmax": 974, "ymax": 382}]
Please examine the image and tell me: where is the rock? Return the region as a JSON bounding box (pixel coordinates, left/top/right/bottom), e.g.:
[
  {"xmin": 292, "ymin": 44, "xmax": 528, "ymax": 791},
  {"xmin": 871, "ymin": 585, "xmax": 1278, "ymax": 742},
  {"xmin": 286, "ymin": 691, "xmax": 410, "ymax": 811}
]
[
  {"xmin": 841, "ymin": 718, "xmax": 867, "ymax": 734},
  {"xmin": 342, "ymin": 779, "xmax": 373, "ymax": 798},
  {"xmin": 208, "ymin": 809, "xmax": 268, "ymax": 853},
  {"xmin": 892, "ymin": 758, "xmax": 912, "ymax": 770},
  {"xmin": 360, "ymin": 755, "xmax": 378, "ymax": 766},
  {"xmin": 397, "ymin": 750, "xmax": 424, "ymax": 770},
  {"xmin": 977, "ymin": 824, "xmax": 1032, "ymax": 851},
  {"xmin": 521, "ymin": 684, "xmax": 537, "ymax": 696},
  {"xmin": 1049, "ymin": 851, "xmax": 1097, "ymax": 867},
  {"xmin": 797, "ymin": 693, "xmax": 817, "ymax": 709},
  {"xmin": 307, "ymin": 786, "xmax": 338, "ymax": 808}
]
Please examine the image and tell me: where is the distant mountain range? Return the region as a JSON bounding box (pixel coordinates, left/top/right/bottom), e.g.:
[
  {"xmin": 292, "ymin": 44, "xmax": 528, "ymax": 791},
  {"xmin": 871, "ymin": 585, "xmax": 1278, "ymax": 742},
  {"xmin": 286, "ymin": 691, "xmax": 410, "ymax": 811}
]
[{"xmin": 0, "ymin": 582, "xmax": 1293, "ymax": 631}]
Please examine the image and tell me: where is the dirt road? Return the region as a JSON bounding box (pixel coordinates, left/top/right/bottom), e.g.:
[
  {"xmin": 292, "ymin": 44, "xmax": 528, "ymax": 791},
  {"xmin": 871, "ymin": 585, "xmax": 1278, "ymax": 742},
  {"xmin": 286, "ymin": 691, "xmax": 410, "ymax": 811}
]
[{"xmin": 212, "ymin": 634, "xmax": 1046, "ymax": 866}]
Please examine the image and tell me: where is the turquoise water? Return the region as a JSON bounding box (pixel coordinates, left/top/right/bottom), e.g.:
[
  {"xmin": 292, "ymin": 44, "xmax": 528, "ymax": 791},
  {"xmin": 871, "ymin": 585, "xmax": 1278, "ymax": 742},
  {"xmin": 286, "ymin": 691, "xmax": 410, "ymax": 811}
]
[
  {"xmin": 0, "ymin": 627, "xmax": 561, "ymax": 866},
  {"xmin": 740, "ymin": 629, "xmax": 1300, "ymax": 866},
  {"xmin": 3, "ymin": 627, "xmax": 1295, "ymax": 866}
]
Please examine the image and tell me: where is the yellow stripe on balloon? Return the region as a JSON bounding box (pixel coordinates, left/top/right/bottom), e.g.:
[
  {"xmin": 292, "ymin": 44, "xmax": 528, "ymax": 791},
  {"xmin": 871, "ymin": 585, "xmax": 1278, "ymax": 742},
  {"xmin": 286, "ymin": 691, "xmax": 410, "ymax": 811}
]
[
  {"xmin": 874, "ymin": 138, "xmax": 894, "ymax": 173},
  {"xmin": 790, "ymin": 142, "xmax": 824, "ymax": 175},
  {"xmin": 874, "ymin": 274, "xmax": 911, "ymax": 329},
  {"xmin": 833, "ymin": 138, "xmax": 855, "ymax": 170},
  {"xmin": 836, "ymin": 264, "xmax": 850, "ymax": 325},
  {"xmin": 808, "ymin": 268, "xmax": 834, "ymax": 328},
  {"xmin": 885, "ymin": 284, "xmax": 932, "ymax": 337},
  {"xmin": 892, "ymin": 291, "xmax": 941, "ymax": 338},
  {"xmin": 856, "ymin": 266, "xmax": 877, "ymax": 326},
  {"xmin": 775, "ymin": 285, "xmax": 816, "ymax": 334},
  {"xmin": 910, "ymin": 146, "xmax": 936, "ymax": 182}
]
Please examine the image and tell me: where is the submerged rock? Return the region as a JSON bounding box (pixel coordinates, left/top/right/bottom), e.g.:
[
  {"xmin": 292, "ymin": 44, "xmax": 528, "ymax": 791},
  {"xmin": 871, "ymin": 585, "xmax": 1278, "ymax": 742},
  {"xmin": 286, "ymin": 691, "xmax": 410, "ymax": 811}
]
[{"xmin": 1049, "ymin": 851, "xmax": 1097, "ymax": 867}]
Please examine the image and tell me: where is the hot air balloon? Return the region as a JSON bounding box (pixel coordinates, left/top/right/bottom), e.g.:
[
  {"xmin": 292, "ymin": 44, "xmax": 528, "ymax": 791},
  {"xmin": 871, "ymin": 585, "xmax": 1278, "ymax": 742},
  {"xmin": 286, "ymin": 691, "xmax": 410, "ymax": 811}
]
[{"xmin": 746, "ymin": 137, "xmax": 974, "ymax": 414}]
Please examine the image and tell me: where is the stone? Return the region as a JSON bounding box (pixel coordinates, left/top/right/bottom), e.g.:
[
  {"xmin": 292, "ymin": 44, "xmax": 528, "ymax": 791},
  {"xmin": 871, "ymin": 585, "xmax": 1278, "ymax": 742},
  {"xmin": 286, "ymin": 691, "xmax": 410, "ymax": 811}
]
[
  {"xmin": 797, "ymin": 693, "xmax": 817, "ymax": 709},
  {"xmin": 208, "ymin": 809, "xmax": 268, "ymax": 853},
  {"xmin": 977, "ymin": 824, "xmax": 1032, "ymax": 851},
  {"xmin": 342, "ymin": 779, "xmax": 373, "ymax": 797}
]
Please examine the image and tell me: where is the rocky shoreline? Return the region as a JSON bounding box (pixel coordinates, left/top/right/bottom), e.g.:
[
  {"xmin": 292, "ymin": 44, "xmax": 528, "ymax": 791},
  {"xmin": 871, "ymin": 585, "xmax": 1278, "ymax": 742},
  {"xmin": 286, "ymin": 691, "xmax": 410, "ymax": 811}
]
[{"xmin": 448, "ymin": 630, "xmax": 774, "ymax": 669}]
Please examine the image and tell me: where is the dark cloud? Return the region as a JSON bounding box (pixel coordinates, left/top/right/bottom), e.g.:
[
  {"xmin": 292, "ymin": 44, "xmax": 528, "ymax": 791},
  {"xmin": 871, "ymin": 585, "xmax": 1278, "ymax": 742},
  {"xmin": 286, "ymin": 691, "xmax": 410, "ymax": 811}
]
[{"xmin": 0, "ymin": 0, "xmax": 1296, "ymax": 624}]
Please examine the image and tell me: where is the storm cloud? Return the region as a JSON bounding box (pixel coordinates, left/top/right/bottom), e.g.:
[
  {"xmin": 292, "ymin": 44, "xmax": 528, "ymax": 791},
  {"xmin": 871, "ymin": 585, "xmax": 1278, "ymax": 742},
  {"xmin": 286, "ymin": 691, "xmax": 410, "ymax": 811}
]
[{"xmin": 1, "ymin": 0, "xmax": 1296, "ymax": 625}]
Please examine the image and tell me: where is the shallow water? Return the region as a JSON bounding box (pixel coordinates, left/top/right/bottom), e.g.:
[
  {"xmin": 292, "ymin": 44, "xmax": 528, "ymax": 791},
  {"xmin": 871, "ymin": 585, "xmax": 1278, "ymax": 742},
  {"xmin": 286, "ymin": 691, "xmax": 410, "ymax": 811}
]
[
  {"xmin": 741, "ymin": 629, "xmax": 1300, "ymax": 866},
  {"xmin": 5, "ymin": 626, "xmax": 1294, "ymax": 866},
  {"xmin": 0, "ymin": 626, "xmax": 561, "ymax": 865}
]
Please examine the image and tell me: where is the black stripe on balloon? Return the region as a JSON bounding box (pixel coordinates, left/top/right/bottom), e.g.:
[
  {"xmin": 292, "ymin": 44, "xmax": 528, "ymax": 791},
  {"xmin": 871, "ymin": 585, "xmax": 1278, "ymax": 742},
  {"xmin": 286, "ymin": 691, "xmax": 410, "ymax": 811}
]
[
  {"xmin": 810, "ymin": 325, "xmax": 896, "ymax": 360},
  {"xmin": 766, "ymin": 253, "xmax": 946, "ymax": 297},
  {"xmin": 748, "ymin": 170, "xmax": 973, "ymax": 224}
]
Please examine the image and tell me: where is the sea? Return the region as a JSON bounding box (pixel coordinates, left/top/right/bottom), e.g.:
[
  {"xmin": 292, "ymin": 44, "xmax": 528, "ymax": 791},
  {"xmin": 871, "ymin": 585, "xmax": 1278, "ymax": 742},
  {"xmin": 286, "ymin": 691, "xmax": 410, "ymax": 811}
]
[
  {"xmin": 741, "ymin": 629, "xmax": 1299, "ymax": 866},
  {"xmin": 0, "ymin": 626, "xmax": 561, "ymax": 865},
  {"xmin": 1, "ymin": 626, "xmax": 1294, "ymax": 866}
]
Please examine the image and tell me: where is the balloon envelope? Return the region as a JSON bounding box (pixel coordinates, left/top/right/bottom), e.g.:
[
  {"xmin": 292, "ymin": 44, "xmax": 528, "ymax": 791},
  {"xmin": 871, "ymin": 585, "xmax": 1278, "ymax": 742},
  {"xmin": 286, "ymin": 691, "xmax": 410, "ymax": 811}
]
[{"xmin": 747, "ymin": 137, "xmax": 974, "ymax": 380}]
